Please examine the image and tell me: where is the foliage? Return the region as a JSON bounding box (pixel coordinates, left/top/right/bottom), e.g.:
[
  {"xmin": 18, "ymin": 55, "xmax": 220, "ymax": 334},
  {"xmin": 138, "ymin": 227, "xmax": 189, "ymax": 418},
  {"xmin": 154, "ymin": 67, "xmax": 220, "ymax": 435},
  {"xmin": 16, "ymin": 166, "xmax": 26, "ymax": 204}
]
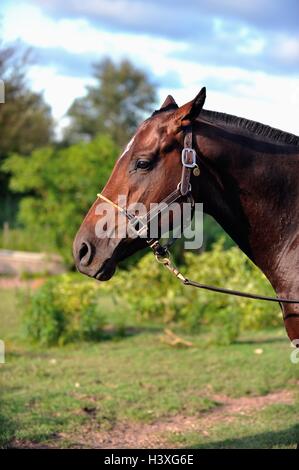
[
  {"xmin": 0, "ymin": 40, "xmax": 54, "ymax": 224},
  {"xmin": 2, "ymin": 135, "xmax": 119, "ymax": 263},
  {"xmin": 202, "ymin": 214, "xmax": 235, "ymax": 250},
  {"xmin": 20, "ymin": 241, "xmax": 282, "ymax": 346},
  {"xmin": 0, "ymin": 227, "xmax": 53, "ymax": 253},
  {"xmin": 104, "ymin": 240, "xmax": 281, "ymax": 344},
  {"xmin": 64, "ymin": 58, "xmax": 157, "ymax": 147},
  {"xmin": 22, "ymin": 274, "xmax": 105, "ymax": 346},
  {"xmin": 0, "ymin": 41, "xmax": 53, "ymax": 159}
]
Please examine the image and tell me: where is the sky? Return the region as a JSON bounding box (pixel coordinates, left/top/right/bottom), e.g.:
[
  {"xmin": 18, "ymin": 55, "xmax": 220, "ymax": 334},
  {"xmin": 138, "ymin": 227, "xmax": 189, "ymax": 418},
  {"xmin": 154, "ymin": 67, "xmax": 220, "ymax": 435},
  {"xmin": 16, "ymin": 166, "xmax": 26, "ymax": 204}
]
[{"xmin": 0, "ymin": 0, "xmax": 298, "ymax": 135}]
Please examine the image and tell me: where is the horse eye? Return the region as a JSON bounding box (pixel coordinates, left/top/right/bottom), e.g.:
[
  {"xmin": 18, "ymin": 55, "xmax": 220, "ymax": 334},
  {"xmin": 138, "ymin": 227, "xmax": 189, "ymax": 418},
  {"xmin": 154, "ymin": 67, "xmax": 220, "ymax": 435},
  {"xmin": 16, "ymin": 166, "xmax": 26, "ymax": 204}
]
[{"xmin": 136, "ymin": 159, "xmax": 151, "ymax": 170}]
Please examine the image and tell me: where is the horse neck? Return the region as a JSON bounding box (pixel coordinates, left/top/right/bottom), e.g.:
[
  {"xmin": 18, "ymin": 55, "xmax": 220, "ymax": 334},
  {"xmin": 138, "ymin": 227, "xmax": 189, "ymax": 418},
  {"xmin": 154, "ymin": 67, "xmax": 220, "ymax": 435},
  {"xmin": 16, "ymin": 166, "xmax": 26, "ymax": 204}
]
[
  {"xmin": 193, "ymin": 118, "xmax": 299, "ymax": 341},
  {"xmin": 193, "ymin": 119, "xmax": 299, "ymax": 282}
]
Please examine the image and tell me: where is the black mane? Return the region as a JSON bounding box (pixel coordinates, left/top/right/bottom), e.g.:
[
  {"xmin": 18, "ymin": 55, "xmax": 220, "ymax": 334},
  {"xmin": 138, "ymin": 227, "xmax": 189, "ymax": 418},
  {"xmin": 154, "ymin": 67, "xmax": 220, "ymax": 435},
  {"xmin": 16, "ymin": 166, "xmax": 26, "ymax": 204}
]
[
  {"xmin": 201, "ymin": 109, "xmax": 299, "ymax": 147},
  {"xmin": 150, "ymin": 102, "xmax": 299, "ymax": 147}
]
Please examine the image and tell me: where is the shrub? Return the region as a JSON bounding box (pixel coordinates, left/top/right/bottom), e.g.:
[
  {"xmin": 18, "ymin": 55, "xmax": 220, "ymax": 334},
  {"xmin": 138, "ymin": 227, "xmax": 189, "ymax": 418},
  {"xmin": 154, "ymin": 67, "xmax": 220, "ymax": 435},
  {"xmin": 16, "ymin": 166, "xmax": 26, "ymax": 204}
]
[
  {"xmin": 107, "ymin": 239, "xmax": 281, "ymax": 344},
  {"xmin": 23, "ymin": 274, "xmax": 105, "ymax": 346},
  {"xmin": 22, "ymin": 241, "xmax": 282, "ymax": 346}
]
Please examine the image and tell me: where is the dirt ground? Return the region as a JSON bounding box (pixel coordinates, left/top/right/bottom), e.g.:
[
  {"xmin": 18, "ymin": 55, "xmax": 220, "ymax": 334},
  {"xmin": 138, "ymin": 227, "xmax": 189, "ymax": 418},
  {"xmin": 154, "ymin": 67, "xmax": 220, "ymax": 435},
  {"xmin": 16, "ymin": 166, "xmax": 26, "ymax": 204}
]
[{"xmin": 12, "ymin": 390, "xmax": 295, "ymax": 449}]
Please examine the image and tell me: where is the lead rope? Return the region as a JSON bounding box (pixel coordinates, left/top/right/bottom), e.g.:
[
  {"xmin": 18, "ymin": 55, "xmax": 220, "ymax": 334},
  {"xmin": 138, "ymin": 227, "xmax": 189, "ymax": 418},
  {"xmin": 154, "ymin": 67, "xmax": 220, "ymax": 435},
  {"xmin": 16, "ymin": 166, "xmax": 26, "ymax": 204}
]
[{"xmin": 154, "ymin": 250, "xmax": 299, "ymax": 304}]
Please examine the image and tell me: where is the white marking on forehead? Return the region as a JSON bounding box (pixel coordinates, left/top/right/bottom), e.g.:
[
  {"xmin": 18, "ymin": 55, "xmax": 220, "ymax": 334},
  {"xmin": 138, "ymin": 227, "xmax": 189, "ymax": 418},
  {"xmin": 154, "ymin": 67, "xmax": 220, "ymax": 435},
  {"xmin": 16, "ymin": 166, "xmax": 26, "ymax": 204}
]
[{"xmin": 118, "ymin": 135, "xmax": 136, "ymax": 161}]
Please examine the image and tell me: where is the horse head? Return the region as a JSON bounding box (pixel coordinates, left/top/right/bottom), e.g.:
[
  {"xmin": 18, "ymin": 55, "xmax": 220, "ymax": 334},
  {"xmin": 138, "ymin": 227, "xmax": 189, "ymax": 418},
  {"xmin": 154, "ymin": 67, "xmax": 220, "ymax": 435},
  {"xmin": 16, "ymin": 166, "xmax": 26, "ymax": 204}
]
[{"xmin": 73, "ymin": 88, "xmax": 206, "ymax": 280}]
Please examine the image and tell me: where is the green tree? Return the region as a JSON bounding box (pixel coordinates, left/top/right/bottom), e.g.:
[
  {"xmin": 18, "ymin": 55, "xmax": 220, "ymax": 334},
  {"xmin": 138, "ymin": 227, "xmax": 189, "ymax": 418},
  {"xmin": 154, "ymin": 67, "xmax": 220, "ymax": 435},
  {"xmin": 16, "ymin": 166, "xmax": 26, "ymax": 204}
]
[
  {"xmin": 2, "ymin": 135, "xmax": 119, "ymax": 264},
  {"xmin": 0, "ymin": 41, "xmax": 54, "ymax": 222},
  {"xmin": 0, "ymin": 41, "xmax": 53, "ymax": 159},
  {"xmin": 64, "ymin": 58, "xmax": 157, "ymax": 147}
]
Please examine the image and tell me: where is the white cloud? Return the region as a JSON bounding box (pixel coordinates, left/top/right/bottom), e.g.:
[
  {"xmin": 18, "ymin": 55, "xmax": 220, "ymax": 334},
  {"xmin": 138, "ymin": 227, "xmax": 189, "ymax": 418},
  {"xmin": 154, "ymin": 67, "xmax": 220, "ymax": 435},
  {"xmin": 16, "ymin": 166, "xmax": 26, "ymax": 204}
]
[
  {"xmin": 236, "ymin": 37, "xmax": 265, "ymax": 55},
  {"xmin": 27, "ymin": 65, "xmax": 92, "ymax": 123},
  {"xmin": 2, "ymin": 2, "xmax": 299, "ymax": 136},
  {"xmin": 159, "ymin": 62, "xmax": 299, "ymax": 134},
  {"xmin": 3, "ymin": 3, "xmax": 186, "ymax": 58},
  {"xmin": 274, "ymin": 36, "xmax": 299, "ymax": 63}
]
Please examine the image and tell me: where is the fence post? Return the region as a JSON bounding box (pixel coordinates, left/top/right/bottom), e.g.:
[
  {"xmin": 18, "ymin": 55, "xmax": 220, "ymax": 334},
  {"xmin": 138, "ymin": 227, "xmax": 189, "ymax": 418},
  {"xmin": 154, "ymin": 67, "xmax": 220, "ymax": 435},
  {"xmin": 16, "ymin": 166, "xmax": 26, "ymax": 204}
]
[{"xmin": 3, "ymin": 222, "xmax": 9, "ymax": 248}]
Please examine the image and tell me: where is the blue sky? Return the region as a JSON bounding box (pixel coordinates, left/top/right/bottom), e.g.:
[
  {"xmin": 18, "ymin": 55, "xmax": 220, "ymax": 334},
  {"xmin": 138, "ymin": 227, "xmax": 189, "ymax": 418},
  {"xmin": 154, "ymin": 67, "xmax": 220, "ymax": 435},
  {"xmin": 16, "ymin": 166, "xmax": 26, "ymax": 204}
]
[{"xmin": 1, "ymin": 0, "xmax": 298, "ymax": 134}]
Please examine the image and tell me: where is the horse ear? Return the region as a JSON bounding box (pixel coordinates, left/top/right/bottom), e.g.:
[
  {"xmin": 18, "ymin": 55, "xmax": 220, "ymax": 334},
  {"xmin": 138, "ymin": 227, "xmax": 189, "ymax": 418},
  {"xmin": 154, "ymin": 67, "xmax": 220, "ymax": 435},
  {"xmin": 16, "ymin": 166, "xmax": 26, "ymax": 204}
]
[
  {"xmin": 175, "ymin": 87, "xmax": 206, "ymax": 127},
  {"xmin": 160, "ymin": 95, "xmax": 178, "ymax": 110}
]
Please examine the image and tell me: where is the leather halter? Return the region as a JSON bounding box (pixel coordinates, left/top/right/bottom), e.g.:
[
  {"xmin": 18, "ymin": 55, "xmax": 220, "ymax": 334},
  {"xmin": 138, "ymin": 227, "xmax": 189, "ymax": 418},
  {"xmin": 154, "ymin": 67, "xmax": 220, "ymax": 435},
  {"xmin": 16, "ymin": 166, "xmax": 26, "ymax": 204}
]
[
  {"xmin": 98, "ymin": 125, "xmax": 198, "ymax": 257},
  {"xmin": 97, "ymin": 127, "xmax": 299, "ymax": 307}
]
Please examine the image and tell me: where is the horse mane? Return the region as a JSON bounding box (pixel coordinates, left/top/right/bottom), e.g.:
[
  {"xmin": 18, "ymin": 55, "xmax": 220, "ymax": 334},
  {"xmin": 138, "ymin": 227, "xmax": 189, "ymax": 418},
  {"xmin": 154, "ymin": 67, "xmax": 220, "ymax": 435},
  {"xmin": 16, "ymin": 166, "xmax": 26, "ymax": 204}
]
[
  {"xmin": 201, "ymin": 109, "xmax": 299, "ymax": 147},
  {"xmin": 150, "ymin": 103, "xmax": 299, "ymax": 147}
]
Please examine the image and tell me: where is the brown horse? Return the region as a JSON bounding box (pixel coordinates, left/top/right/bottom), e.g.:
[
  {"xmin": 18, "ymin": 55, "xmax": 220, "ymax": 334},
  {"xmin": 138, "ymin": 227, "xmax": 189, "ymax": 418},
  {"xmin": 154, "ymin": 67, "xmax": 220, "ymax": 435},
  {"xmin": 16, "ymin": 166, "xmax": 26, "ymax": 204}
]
[{"xmin": 73, "ymin": 88, "xmax": 299, "ymax": 342}]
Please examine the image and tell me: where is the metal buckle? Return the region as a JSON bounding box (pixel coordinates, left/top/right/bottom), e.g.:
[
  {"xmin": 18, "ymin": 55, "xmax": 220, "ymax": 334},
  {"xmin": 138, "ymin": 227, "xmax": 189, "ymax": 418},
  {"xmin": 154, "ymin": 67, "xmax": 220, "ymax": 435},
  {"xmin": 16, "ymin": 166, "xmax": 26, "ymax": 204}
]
[
  {"xmin": 181, "ymin": 148, "xmax": 197, "ymax": 168},
  {"xmin": 177, "ymin": 182, "xmax": 191, "ymax": 193}
]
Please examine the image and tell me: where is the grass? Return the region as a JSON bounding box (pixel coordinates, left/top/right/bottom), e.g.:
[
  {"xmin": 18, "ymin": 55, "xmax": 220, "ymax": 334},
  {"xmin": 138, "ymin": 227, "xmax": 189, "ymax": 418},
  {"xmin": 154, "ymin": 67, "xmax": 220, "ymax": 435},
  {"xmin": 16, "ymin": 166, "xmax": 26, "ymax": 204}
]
[
  {"xmin": 168, "ymin": 404, "xmax": 299, "ymax": 449},
  {"xmin": 0, "ymin": 287, "xmax": 299, "ymax": 448}
]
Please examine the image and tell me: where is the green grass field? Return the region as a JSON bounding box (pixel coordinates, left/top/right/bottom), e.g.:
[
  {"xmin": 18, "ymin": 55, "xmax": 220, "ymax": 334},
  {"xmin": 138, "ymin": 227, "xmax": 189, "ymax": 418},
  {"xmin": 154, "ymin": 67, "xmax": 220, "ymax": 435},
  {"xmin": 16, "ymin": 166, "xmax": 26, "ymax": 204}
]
[{"xmin": 0, "ymin": 286, "xmax": 298, "ymax": 448}]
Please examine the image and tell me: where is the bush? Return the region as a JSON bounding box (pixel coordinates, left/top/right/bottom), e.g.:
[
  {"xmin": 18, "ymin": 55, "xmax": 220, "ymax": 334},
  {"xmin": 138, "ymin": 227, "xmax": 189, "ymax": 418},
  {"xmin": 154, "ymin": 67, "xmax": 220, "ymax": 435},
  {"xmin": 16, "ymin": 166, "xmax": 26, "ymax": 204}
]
[
  {"xmin": 105, "ymin": 240, "xmax": 281, "ymax": 344},
  {"xmin": 22, "ymin": 241, "xmax": 282, "ymax": 347},
  {"xmin": 23, "ymin": 274, "xmax": 105, "ymax": 346}
]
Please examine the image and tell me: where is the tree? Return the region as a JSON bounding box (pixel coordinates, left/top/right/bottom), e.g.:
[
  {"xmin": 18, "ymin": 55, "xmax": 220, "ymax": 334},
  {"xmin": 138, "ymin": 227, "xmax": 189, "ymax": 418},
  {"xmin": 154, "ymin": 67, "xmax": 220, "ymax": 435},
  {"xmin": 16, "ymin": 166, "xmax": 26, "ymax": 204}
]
[
  {"xmin": 0, "ymin": 41, "xmax": 54, "ymax": 223},
  {"xmin": 64, "ymin": 58, "xmax": 157, "ymax": 147},
  {"xmin": 2, "ymin": 135, "xmax": 119, "ymax": 264},
  {"xmin": 0, "ymin": 41, "xmax": 53, "ymax": 159}
]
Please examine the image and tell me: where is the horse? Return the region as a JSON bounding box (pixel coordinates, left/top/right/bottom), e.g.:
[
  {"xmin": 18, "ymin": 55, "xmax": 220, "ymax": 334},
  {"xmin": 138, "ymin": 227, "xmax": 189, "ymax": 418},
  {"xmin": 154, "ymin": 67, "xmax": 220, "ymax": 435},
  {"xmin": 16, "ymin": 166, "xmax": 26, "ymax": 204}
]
[{"xmin": 73, "ymin": 88, "xmax": 299, "ymax": 343}]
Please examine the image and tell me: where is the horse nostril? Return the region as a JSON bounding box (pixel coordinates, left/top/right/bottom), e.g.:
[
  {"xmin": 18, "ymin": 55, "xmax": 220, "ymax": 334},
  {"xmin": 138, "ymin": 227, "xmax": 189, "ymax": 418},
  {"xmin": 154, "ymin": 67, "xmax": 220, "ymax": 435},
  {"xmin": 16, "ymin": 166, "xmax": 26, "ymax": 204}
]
[{"xmin": 79, "ymin": 241, "xmax": 93, "ymax": 266}]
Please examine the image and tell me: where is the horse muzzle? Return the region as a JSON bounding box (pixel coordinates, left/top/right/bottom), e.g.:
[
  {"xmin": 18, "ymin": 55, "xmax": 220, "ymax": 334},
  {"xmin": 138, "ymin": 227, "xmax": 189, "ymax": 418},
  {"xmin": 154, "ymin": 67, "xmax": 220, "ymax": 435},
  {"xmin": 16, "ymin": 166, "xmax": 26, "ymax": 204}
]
[{"xmin": 73, "ymin": 232, "xmax": 118, "ymax": 281}]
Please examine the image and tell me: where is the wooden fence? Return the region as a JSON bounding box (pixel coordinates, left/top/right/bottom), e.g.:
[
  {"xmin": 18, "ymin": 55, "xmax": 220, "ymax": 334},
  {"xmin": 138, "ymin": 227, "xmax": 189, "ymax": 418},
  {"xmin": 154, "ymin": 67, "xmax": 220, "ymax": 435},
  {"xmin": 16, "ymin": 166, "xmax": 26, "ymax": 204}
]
[{"xmin": 0, "ymin": 249, "xmax": 65, "ymax": 276}]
